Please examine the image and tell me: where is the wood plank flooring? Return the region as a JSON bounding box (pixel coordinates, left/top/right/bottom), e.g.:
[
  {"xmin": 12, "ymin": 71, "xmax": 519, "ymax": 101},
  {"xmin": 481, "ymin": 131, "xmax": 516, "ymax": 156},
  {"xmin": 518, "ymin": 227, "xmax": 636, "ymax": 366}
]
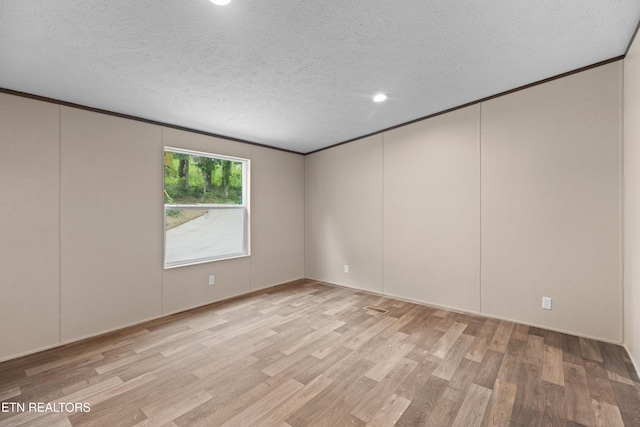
[{"xmin": 1, "ymin": 279, "xmax": 639, "ymax": 426}]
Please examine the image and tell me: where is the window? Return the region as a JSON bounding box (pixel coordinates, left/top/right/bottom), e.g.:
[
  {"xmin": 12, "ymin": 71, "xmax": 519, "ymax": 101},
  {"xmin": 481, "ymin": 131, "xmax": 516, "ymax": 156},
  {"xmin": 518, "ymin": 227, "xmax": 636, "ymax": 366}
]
[{"xmin": 164, "ymin": 147, "xmax": 249, "ymax": 268}]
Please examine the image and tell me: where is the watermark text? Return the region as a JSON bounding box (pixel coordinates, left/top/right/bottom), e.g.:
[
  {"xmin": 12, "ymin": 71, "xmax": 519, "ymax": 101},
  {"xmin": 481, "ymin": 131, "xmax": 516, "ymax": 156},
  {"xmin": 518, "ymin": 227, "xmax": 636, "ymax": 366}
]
[{"xmin": 1, "ymin": 402, "xmax": 90, "ymax": 413}]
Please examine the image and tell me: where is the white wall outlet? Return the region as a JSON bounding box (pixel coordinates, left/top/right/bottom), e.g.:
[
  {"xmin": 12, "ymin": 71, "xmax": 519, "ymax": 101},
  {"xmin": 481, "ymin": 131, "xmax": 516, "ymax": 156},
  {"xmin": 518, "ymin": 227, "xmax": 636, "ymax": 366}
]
[
  {"xmin": 209, "ymin": 275, "xmax": 215, "ymax": 285},
  {"xmin": 344, "ymin": 264, "xmax": 349, "ymax": 273},
  {"xmin": 542, "ymin": 296, "xmax": 552, "ymax": 310}
]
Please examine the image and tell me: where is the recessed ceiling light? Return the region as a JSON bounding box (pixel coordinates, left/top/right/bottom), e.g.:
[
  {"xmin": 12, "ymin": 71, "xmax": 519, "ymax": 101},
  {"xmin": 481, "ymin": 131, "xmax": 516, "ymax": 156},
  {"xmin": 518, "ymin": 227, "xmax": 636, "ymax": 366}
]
[
  {"xmin": 210, "ymin": 0, "xmax": 231, "ymax": 5},
  {"xmin": 373, "ymin": 93, "xmax": 388, "ymax": 103}
]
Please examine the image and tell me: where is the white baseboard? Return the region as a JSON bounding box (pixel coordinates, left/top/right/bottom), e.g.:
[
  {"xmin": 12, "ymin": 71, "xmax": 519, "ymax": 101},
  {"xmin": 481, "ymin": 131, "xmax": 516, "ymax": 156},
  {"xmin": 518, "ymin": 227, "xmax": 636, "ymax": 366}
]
[{"xmin": 316, "ymin": 279, "xmax": 624, "ymax": 345}]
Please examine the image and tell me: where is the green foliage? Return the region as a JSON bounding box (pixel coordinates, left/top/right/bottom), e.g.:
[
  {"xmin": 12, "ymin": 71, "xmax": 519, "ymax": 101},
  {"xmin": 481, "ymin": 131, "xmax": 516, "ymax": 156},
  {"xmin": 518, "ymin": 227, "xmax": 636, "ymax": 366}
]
[
  {"xmin": 164, "ymin": 151, "xmax": 243, "ymax": 205},
  {"xmin": 164, "ymin": 152, "xmax": 174, "ymax": 168}
]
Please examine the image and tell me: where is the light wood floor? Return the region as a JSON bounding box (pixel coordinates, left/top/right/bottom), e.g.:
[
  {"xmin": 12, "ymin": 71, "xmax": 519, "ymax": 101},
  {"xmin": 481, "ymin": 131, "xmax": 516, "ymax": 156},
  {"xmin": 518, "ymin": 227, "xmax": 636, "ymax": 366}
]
[{"xmin": 1, "ymin": 279, "xmax": 639, "ymax": 426}]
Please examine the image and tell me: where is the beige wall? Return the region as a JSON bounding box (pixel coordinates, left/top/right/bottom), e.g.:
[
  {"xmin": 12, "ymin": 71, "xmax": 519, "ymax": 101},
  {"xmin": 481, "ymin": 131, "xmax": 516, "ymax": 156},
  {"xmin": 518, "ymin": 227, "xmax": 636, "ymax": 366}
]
[
  {"xmin": 305, "ymin": 61, "xmax": 623, "ymax": 342},
  {"xmin": 305, "ymin": 135, "xmax": 383, "ymax": 293},
  {"xmin": 60, "ymin": 107, "xmax": 164, "ymax": 341},
  {"xmin": 0, "ymin": 94, "xmax": 60, "ymax": 360},
  {"xmin": 0, "ymin": 94, "xmax": 305, "ymax": 361},
  {"xmin": 383, "ymin": 106, "xmax": 480, "ymax": 312},
  {"xmin": 624, "ymin": 34, "xmax": 640, "ymax": 371},
  {"xmin": 481, "ymin": 62, "xmax": 622, "ymax": 341}
]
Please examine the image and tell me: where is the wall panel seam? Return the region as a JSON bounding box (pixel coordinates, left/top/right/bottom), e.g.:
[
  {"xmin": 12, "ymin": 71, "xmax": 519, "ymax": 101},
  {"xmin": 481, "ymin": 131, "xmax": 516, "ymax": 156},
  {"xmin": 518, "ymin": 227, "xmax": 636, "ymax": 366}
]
[
  {"xmin": 58, "ymin": 104, "xmax": 62, "ymax": 346},
  {"xmin": 620, "ymin": 60, "xmax": 625, "ymax": 343},
  {"xmin": 478, "ymin": 103, "xmax": 483, "ymax": 315},
  {"xmin": 381, "ymin": 133, "xmax": 385, "ymax": 295},
  {"xmin": 160, "ymin": 127, "xmax": 165, "ymax": 314}
]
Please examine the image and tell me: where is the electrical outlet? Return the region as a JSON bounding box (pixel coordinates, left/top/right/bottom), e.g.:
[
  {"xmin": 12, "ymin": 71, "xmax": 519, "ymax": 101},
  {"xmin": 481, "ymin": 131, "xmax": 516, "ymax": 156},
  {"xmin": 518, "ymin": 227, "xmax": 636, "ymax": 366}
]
[
  {"xmin": 209, "ymin": 275, "xmax": 215, "ymax": 285},
  {"xmin": 542, "ymin": 296, "xmax": 552, "ymax": 310},
  {"xmin": 344, "ymin": 264, "xmax": 349, "ymax": 273}
]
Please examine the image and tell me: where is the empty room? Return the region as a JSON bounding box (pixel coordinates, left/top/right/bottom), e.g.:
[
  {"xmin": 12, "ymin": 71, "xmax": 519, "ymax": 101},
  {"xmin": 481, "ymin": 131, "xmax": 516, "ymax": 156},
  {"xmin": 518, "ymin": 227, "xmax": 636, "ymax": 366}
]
[{"xmin": 2, "ymin": 1, "xmax": 640, "ymax": 426}]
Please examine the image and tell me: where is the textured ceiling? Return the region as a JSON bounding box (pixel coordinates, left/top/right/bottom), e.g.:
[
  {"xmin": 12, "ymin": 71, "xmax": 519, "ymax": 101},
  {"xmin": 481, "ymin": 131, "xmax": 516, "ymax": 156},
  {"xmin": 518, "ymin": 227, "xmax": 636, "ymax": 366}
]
[{"xmin": 1, "ymin": 1, "xmax": 639, "ymax": 153}]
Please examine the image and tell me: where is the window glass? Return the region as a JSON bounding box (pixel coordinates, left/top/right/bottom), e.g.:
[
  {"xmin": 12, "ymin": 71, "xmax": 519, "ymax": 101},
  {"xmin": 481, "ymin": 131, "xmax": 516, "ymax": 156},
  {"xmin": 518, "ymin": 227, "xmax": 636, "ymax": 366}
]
[{"xmin": 164, "ymin": 147, "xmax": 249, "ymax": 268}]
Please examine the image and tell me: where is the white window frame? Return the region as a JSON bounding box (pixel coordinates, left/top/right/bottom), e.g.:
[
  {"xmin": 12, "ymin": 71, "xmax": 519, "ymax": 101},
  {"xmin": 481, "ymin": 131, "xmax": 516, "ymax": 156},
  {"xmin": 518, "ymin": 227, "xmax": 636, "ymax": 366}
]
[{"xmin": 163, "ymin": 146, "xmax": 250, "ymax": 269}]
